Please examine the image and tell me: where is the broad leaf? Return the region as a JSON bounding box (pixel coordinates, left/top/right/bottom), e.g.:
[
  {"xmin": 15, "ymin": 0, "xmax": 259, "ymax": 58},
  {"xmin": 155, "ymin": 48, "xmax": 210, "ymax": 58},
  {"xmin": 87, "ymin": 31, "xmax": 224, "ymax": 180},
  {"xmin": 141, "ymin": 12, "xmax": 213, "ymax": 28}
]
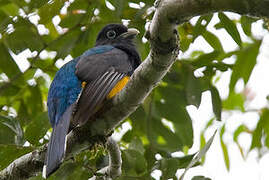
[
  {"xmin": 122, "ymin": 149, "xmax": 147, "ymax": 176},
  {"xmin": 0, "ymin": 42, "xmax": 21, "ymax": 79},
  {"xmin": 210, "ymin": 86, "xmax": 222, "ymax": 121},
  {"xmin": 241, "ymin": 16, "xmax": 257, "ymax": 37},
  {"xmin": 216, "ymin": 12, "xmax": 242, "ymax": 47},
  {"xmin": 3, "ymin": 17, "xmax": 44, "ymax": 54},
  {"xmin": 251, "ymin": 108, "xmax": 269, "ymax": 150},
  {"xmin": 0, "ymin": 145, "xmax": 33, "ymax": 170},
  {"xmin": 154, "ymin": 154, "xmax": 196, "ymax": 179},
  {"xmin": 0, "ymin": 115, "xmax": 23, "ymax": 145},
  {"xmin": 202, "ymin": 30, "xmax": 224, "ymax": 52},
  {"xmin": 222, "ymin": 91, "xmax": 245, "ymax": 112},
  {"xmin": 185, "ymin": 69, "xmax": 203, "ymax": 108},
  {"xmin": 38, "ymin": 0, "xmax": 65, "ymax": 24},
  {"xmin": 24, "ymin": 112, "xmax": 50, "ymax": 146},
  {"xmin": 179, "ymin": 131, "xmax": 217, "ymax": 180},
  {"xmin": 230, "ymin": 39, "xmax": 261, "ymax": 91}
]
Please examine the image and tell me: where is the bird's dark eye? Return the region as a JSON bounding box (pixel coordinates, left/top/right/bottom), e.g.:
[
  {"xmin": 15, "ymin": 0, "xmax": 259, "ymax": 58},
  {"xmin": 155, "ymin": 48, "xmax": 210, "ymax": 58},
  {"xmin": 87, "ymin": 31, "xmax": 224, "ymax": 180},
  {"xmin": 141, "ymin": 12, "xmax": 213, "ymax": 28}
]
[{"xmin": 106, "ymin": 30, "xmax": 116, "ymax": 39}]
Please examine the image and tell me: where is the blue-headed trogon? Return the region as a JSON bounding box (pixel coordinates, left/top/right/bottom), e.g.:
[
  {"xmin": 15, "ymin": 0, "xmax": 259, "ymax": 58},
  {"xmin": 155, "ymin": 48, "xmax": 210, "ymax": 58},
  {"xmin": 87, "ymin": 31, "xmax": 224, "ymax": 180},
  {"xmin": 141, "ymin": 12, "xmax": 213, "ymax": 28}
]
[{"xmin": 43, "ymin": 24, "xmax": 141, "ymax": 178}]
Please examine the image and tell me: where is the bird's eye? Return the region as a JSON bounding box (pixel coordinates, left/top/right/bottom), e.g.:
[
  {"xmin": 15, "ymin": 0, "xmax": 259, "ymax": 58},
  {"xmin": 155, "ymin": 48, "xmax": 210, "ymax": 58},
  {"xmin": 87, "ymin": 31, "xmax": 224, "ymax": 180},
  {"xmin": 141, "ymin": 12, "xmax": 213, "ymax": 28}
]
[{"xmin": 106, "ymin": 30, "xmax": 116, "ymax": 39}]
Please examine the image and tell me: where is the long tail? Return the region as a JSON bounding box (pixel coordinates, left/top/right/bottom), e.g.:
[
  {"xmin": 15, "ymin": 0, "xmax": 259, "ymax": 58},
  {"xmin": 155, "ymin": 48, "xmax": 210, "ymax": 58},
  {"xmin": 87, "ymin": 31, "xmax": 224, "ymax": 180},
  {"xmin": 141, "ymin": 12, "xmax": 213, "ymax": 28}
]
[{"xmin": 43, "ymin": 105, "xmax": 73, "ymax": 178}]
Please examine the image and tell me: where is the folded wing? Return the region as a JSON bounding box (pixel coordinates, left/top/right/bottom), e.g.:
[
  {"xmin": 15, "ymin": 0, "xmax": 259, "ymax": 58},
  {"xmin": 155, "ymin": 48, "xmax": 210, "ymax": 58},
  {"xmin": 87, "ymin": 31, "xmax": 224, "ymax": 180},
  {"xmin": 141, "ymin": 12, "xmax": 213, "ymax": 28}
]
[{"xmin": 74, "ymin": 48, "xmax": 132, "ymax": 125}]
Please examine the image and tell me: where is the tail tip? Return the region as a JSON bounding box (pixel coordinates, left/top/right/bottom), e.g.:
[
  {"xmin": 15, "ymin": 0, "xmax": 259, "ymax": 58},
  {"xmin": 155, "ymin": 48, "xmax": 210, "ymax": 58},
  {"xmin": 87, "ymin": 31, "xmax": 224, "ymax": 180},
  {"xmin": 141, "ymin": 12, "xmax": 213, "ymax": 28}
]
[{"xmin": 42, "ymin": 165, "xmax": 47, "ymax": 179}]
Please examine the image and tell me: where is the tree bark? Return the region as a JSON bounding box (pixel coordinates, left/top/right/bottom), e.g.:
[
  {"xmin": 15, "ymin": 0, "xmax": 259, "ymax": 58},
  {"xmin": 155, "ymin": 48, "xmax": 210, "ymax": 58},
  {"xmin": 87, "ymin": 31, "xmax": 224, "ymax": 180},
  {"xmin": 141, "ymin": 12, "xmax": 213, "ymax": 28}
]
[{"xmin": 1, "ymin": 0, "xmax": 269, "ymax": 179}]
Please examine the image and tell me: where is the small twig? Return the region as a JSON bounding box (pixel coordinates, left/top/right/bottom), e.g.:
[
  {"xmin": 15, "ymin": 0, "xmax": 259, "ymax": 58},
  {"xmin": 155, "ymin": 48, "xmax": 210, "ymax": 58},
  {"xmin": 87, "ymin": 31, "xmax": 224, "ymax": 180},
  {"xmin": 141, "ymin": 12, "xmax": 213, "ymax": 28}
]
[{"xmin": 89, "ymin": 138, "xmax": 122, "ymax": 180}]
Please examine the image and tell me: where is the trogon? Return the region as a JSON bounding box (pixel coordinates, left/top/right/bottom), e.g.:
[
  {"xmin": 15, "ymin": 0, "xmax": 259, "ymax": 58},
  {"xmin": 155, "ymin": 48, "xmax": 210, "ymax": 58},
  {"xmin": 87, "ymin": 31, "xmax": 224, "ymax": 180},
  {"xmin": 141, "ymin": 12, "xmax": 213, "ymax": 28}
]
[{"xmin": 43, "ymin": 24, "xmax": 141, "ymax": 178}]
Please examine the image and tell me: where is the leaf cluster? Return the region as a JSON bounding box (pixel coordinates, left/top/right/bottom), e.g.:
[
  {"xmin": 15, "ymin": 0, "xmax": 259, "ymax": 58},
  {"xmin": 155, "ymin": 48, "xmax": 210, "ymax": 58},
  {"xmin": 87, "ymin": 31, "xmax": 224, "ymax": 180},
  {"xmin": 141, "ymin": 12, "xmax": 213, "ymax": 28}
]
[{"xmin": 0, "ymin": 0, "xmax": 267, "ymax": 180}]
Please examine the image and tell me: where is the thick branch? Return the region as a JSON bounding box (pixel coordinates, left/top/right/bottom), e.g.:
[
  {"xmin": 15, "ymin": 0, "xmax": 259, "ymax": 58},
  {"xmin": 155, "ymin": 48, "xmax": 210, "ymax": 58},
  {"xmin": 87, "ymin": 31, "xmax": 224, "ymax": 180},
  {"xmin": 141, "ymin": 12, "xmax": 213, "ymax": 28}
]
[
  {"xmin": 0, "ymin": 147, "xmax": 45, "ymax": 180},
  {"xmin": 150, "ymin": 0, "xmax": 269, "ymax": 42},
  {"xmin": 1, "ymin": 0, "xmax": 269, "ymax": 179}
]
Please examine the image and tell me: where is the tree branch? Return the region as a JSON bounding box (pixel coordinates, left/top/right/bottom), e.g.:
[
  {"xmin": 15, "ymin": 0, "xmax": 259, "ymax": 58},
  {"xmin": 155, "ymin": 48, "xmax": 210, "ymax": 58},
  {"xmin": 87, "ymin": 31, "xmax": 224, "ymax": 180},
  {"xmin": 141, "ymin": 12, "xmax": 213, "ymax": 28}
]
[
  {"xmin": 1, "ymin": 0, "xmax": 269, "ymax": 179},
  {"xmin": 88, "ymin": 138, "xmax": 122, "ymax": 180}
]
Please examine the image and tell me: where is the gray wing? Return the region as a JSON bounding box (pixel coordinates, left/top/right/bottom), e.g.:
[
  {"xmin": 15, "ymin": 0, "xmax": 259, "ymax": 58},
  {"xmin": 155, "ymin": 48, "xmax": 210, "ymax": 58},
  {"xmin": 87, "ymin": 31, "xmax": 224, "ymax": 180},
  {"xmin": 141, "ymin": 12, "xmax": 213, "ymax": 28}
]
[
  {"xmin": 73, "ymin": 69, "xmax": 125, "ymax": 125},
  {"xmin": 73, "ymin": 48, "xmax": 131, "ymax": 126},
  {"xmin": 75, "ymin": 48, "xmax": 132, "ymax": 82}
]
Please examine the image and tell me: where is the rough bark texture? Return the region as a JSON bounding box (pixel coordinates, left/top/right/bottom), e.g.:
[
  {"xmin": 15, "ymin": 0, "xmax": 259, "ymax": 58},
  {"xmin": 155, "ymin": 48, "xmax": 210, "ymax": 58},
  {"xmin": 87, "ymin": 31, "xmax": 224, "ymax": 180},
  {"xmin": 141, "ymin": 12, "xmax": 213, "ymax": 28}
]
[{"xmin": 1, "ymin": 0, "xmax": 269, "ymax": 179}]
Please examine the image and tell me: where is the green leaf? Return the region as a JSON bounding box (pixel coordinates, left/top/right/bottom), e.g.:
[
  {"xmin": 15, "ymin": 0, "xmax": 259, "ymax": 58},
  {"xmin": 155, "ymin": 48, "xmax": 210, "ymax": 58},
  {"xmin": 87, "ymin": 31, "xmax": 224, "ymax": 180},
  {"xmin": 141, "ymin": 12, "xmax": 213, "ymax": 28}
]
[
  {"xmin": 154, "ymin": 154, "xmax": 195, "ymax": 179},
  {"xmin": 220, "ymin": 125, "xmax": 230, "ymax": 171},
  {"xmin": 129, "ymin": 106, "xmax": 147, "ymax": 137},
  {"xmin": 0, "ymin": 2, "xmax": 19, "ymax": 16},
  {"xmin": 25, "ymin": 85, "xmax": 44, "ymax": 117},
  {"xmin": 185, "ymin": 69, "xmax": 203, "ymax": 108},
  {"xmin": 122, "ymin": 149, "xmax": 147, "ymax": 176},
  {"xmin": 193, "ymin": 14, "xmax": 213, "ymax": 39},
  {"xmin": 0, "ymin": 0, "xmax": 10, "ymax": 7},
  {"xmin": 30, "ymin": 58, "xmax": 55, "ymax": 71},
  {"xmin": 17, "ymin": 100, "xmax": 32, "ymax": 127},
  {"xmin": 71, "ymin": 26, "xmax": 97, "ymax": 57},
  {"xmin": 233, "ymin": 125, "xmax": 247, "ymax": 142},
  {"xmin": 0, "ymin": 116, "xmax": 19, "ymax": 145},
  {"xmin": 38, "ymin": 0, "xmax": 65, "ymax": 24},
  {"xmin": 131, "ymin": 92, "xmax": 188, "ymax": 152},
  {"xmin": 0, "ymin": 144, "xmax": 33, "ymax": 170},
  {"xmin": 158, "ymin": 158, "xmax": 178, "ymax": 179},
  {"xmin": 151, "ymin": 117, "xmax": 184, "ymax": 151},
  {"xmin": 230, "ymin": 39, "xmax": 261, "ymax": 91},
  {"xmin": 192, "ymin": 176, "xmax": 211, "ymax": 180},
  {"xmin": 179, "ymin": 131, "xmax": 217, "ymax": 180},
  {"xmin": 29, "ymin": 0, "xmax": 50, "ymax": 9},
  {"xmin": 202, "ymin": 30, "xmax": 224, "ymax": 52},
  {"xmin": 251, "ymin": 109, "xmax": 269, "ymax": 149},
  {"xmin": 191, "ymin": 51, "xmax": 221, "ymax": 67},
  {"xmin": 59, "ymin": 14, "xmax": 84, "ymax": 28},
  {"xmin": 144, "ymin": 146, "xmax": 156, "ymax": 171},
  {"xmin": 129, "ymin": 137, "xmax": 145, "ymax": 154},
  {"xmin": 210, "ymin": 86, "xmax": 222, "ymax": 121},
  {"xmin": 3, "ymin": 18, "xmax": 44, "ymax": 54},
  {"xmin": 0, "ymin": 115, "xmax": 23, "ymax": 145},
  {"xmin": 49, "ymin": 29, "xmax": 81, "ymax": 58},
  {"xmin": 241, "ymin": 16, "xmax": 256, "ymax": 37},
  {"xmin": 0, "ymin": 10, "xmax": 12, "ymax": 33},
  {"xmin": 8, "ymin": 0, "xmax": 27, "ymax": 8},
  {"xmin": 178, "ymin": 23, "xmax": 194, "ymax": 52},
  {"xmin": 68, "ymin": 0, "xmax": 90, "ymax": 12},
  {"xmin": 48, "ymin": 161, "xmax": 89, "ymax": 180},
  {"xmin": 0, "ymin": 84, "xmax": 20, "ymax": 97},
  {"xmin": 217, "ymin": 12, "xmax": 242, "ymax": 47},
  {"xmin": 0, "ymin": 42, "xmax": 21, "ymax": 79},
  {"xmin": 223, "ymin": 91, "xmax": 245, "ymax": 111},
  {"xmin": 199, "ymin": 133, "xmax": 206, "ymax": 164},
  {"xmin": 156, "ymin": 86, "xmax": 193, "ymax": 148},
  {"xmin": 204, "ymin": 118, "xmax": 214, "ymax": 130},
  {"xmin": 24, "ymin": 112, "xmax": 50, "ymax": 146}
]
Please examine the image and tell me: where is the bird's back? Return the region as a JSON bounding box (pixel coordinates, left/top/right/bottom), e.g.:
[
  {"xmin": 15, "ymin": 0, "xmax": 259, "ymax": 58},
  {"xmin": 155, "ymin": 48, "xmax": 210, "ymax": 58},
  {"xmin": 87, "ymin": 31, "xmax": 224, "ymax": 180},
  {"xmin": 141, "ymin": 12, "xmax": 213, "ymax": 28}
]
[{"xmin": 47, "ymin": 45, "xmax": 115, "ymax": 127}]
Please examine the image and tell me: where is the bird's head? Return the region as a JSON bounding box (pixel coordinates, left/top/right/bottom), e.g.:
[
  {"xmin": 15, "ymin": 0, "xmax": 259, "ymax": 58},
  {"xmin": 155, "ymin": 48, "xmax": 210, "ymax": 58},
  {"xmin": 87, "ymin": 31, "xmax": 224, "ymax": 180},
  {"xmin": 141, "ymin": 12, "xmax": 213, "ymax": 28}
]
[
  {"xmin": 95, "ymin": 24, "xmax": 139, "ymax": 46},
  {"xmin": 95, "ymin": 24, "xmax": 141, "ymax": 70}
]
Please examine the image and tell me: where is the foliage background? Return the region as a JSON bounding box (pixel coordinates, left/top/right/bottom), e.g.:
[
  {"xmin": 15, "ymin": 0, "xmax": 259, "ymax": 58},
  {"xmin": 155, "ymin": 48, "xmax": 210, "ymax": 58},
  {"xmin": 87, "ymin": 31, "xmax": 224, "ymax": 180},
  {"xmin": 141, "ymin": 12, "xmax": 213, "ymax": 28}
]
[{"xmin": 0, "ymin": 0, "xmax": 268, "ymax": 179}]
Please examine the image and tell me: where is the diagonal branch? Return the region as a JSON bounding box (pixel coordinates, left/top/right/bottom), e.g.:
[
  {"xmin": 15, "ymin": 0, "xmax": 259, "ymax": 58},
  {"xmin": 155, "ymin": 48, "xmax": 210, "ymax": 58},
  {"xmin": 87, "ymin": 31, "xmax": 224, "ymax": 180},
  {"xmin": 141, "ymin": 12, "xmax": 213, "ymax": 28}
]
[{"xmin": 1, "ymin": 0, "xmax": 269, "ymax": 179}]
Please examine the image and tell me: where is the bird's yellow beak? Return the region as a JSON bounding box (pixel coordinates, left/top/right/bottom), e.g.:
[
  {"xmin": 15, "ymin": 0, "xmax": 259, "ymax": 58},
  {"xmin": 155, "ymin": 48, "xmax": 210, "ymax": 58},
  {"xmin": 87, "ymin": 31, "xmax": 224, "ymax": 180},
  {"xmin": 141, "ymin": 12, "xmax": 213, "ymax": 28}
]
[{"xmin": 120, "ymin": 28, "xmax": 140, "ymax": 38}]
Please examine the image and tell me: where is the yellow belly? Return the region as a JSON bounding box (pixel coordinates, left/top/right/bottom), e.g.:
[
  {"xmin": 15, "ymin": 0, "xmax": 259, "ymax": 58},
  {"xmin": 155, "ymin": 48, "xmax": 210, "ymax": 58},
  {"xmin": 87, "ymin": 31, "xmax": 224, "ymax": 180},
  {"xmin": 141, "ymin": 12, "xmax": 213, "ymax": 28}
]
[{"xmin": 107, "ymin": 76, "xmax": 130, "ymax": 99}]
